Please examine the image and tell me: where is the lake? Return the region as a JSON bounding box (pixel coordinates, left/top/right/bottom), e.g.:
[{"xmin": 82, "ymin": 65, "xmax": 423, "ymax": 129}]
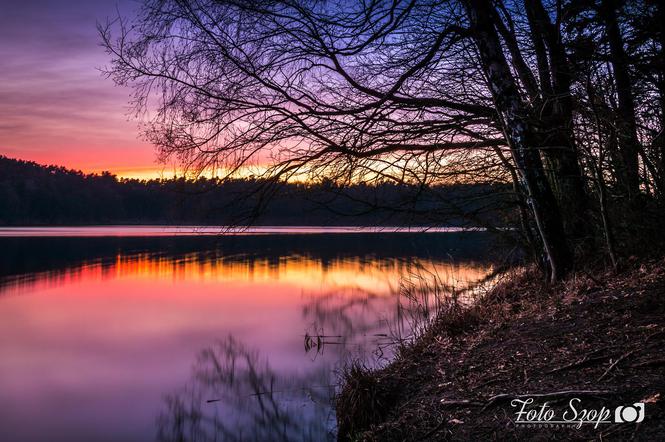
[{"xmin": 0, "ymin": 227, "xmax": 496, "ymax": 441}]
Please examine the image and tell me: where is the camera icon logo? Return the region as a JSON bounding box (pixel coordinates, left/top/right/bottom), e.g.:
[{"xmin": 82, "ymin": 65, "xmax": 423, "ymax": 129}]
[{"xmin": 614, "ymin": 403, "xmax": 645, "ymax": 423}]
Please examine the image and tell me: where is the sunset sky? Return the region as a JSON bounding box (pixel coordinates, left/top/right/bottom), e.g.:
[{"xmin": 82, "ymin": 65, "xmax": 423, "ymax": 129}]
[{"xmin": 0, "ymin": 0, "xmax": 174, "ymax": 179}]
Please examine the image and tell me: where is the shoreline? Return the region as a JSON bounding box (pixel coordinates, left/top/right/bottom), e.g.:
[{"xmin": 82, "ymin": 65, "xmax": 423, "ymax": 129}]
[
  {"xmin": 0, "ymin": 225, "xmax": 490, "ymax": 237},
  {"xmin": 336, "ymin": 258, "xmax": 665, "ymax": 440}
]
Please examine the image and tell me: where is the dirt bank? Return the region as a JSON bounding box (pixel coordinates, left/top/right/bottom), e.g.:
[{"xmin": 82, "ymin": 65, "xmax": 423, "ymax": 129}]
[{"xmin": 336, "ymin": 258, "xmax": 665, "ymax": 441}]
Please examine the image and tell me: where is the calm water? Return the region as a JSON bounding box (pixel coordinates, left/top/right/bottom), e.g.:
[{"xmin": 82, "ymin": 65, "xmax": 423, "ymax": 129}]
[{"xmin": 0, "ymin": 228, "xmax": 495, "ymax": 441}]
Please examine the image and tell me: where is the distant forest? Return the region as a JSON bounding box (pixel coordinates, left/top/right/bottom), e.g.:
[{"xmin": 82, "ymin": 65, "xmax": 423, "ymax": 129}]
[{"xmin": 0, "ymin": 156, "xmax": 510, "ymax": 226}]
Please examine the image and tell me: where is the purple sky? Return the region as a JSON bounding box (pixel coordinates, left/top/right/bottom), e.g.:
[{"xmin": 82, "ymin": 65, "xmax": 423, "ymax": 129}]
[{"xmin": 0, "ymin": 0, "xmax": 169, "ymax": 178}]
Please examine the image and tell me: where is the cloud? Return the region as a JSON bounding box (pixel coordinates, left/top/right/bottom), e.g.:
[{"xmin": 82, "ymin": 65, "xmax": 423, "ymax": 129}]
[{"xmin": 0, "ymin": 0, "xmax": 155, "ymax": 173}]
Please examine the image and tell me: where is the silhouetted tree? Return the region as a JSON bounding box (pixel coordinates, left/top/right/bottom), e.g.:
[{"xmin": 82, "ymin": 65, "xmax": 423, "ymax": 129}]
[{"xmin": 100, "ymin": 0, "xmax": 665, "ymax": 281}]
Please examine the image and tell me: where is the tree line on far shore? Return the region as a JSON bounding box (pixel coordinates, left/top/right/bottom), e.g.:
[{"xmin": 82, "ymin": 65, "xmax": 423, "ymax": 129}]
[{"xmin": 0, "ymin": 156, "xmax": 510, "ymax": 226}]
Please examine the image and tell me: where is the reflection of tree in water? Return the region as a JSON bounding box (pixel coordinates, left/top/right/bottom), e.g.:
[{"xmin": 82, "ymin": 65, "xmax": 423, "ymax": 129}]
[
  {"xmin": 301, "ymin": 259, "xmax": 496, "ymax": 361},
  {"xmin": 157, "ymin": 336, "xmax": 335, "ymax": 442},
  {"xmin": 302, "ymin": 288, "xmax": 400, "ymax": 361},
  {"xmin": 156, "ymin": 260, "xmax": 495, "ymax": 441}
]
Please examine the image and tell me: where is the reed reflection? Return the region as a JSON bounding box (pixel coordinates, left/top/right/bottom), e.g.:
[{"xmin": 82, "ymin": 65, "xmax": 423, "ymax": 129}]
[
  {"xmin": 157, "ymin": 336, "xmax": 335, "ymax": 442},
  {"xmin": 155, "ymin": 261, "xmax": 494, "ymax": 442}
]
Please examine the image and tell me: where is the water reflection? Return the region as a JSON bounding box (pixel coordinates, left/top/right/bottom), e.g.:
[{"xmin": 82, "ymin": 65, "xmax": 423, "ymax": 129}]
[
  {"xmin": 0, "ymin": 232, "xmax": 495, "ymax": 441},
  {"xmin": 157, "ymin": 336, "xmax": 335, "ymax": 442}
]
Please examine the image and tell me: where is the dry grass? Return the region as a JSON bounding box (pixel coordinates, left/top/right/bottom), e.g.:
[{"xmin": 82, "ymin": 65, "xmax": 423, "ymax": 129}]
[{"xmin": 336, "ymin": 258, "xmax": 665, "ymax": 441}]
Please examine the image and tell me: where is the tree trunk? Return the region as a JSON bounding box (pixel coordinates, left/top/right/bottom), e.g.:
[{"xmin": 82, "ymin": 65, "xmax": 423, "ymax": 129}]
[
  {"xmin": 599, "ymin": 0, "xmax": 641, "ymax": 198},
  {"xmin": 464, "ymin": 0, "xmax": 572, "ymax": 282},
  {"xmin": 494, "ymin": 146, "xmax": 542, "ymax": 267},
  {"xmin": 525, "ymin": 0, "xmax": 589, "ymax": 241},
  {"xmin": 655, "ymin": 1, "xmax": 665, "ymax": 196}
]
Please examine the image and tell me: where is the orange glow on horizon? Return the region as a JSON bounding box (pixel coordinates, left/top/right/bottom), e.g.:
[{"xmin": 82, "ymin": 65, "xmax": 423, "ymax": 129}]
[{"xmin": 89, "ymin": 165, "xmax": 181, "ymax": 181}]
